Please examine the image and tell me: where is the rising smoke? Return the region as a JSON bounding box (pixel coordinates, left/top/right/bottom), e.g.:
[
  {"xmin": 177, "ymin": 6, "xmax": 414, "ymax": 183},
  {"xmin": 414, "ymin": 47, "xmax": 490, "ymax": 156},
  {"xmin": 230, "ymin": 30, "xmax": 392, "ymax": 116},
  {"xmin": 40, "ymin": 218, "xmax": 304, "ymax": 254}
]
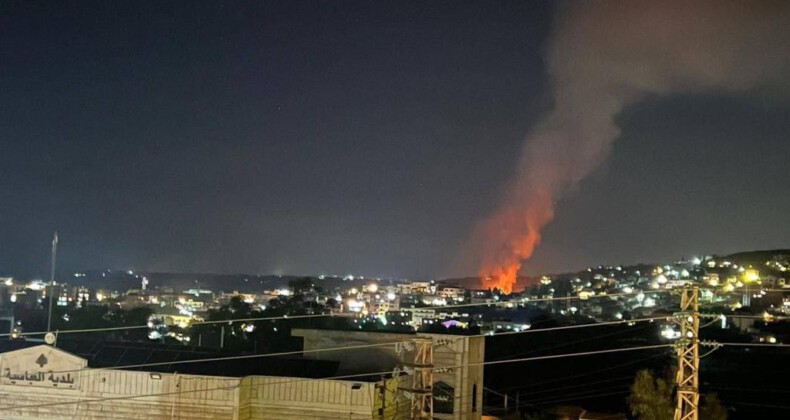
[{"xmin": 473, "ymin": 0, "xmax": 790, "ymax": 294}]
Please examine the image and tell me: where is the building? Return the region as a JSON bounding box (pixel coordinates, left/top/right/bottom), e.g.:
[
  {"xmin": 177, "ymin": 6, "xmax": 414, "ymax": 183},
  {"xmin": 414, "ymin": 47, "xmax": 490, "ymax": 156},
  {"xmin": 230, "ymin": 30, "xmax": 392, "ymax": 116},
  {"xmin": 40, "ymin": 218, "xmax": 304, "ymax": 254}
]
[
  {"xmin": 437, "ymin": 286, "xmax": 465, "ymax": 302},
  {"xmin": 293, "ymin": 328, "xmax": 485, "ymax": 419},
  {"xmin": 399, "ymin": 282, "xmax": 435, "ymax": 296},
  {"xmin": 0, "ymin": 343, "xmax": 413, "ymax": 419},
  {"xmin": 402, "ymin": 307, "xmax": 437, "ymax": 329},
  {"xmin": 0, "ymin": 326, "xmax": 485, "ymax": 419},
  {"xmin": 468, "ymin": 290, "xmax": 494, "ymax": 305}
]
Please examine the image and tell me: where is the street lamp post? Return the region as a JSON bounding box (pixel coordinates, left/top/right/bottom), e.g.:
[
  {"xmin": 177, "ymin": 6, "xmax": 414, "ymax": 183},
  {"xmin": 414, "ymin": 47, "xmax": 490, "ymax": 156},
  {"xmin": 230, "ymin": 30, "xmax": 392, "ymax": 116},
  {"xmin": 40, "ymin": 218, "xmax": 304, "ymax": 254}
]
[{"xmin": 47, "ymin": 232, "xmax": 58, "ymax": 332}]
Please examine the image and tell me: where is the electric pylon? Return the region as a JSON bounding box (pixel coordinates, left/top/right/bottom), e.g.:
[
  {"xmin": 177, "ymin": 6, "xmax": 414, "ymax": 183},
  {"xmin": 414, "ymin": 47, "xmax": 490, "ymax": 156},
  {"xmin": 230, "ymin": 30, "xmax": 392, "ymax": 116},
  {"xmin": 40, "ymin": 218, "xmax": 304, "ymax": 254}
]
[
  {"xmin": 674, "ymin": 286, "xmax": 700, "ymax": 420},
  {"xmin": 396, "ymin": 338, "xmax": 434, "ymax": 419}
]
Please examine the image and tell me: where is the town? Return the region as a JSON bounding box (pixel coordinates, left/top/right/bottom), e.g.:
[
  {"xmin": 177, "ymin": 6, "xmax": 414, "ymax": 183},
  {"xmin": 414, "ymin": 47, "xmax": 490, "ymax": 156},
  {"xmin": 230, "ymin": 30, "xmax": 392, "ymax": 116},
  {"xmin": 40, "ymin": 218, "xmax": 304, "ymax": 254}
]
[
  {"xmin": 0, "ymin": 250, "xmax": 787, "ymax": 418},
  {"xmin": 4, "ymin": 0, "xmax": 790, "ymax": 418},
  {"xmin": 4, "ymin": 250, "xmax": 788, "ymax": 345}
]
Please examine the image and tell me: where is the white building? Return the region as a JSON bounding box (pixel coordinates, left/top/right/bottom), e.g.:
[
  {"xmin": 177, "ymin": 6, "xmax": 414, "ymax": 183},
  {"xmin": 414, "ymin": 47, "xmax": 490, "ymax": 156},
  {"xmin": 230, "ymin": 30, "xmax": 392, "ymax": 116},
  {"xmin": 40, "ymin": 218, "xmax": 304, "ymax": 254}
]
[
  {"xmin": 438, "ymin": 286, "xmax": 465, "ymax": 302},
  {"xmin": 0, "ymin": 344, "xmax": 413, "ymax": 419},
  {"xmin": 402, "ymin": 307, "xmax": 437, "ymax": 328}
]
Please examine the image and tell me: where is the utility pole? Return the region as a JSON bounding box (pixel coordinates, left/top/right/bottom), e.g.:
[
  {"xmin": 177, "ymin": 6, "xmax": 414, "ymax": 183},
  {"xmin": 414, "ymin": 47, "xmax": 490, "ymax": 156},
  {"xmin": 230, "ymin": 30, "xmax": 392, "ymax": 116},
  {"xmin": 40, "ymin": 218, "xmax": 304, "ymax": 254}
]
[
  {"xmin": 674, "ymin": 286, "xmax": 700, "ymax": 420},
  {"xmin": 47, "ymin": 232, "xmax": 58, "ymax": 332},
  {"xmin": 397, "ymin": 338, "xmax": 434, "ymax": 419},
  {"xmin": 378, "ymin": 377, "xmax": 387, "ymax": 419}
]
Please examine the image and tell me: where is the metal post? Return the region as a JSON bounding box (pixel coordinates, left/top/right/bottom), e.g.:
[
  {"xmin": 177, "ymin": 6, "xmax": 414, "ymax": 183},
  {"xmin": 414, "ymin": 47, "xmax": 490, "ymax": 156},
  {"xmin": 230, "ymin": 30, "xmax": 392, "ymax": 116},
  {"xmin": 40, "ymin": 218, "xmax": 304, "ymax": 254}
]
[
  {"xmin": 47, "ymin": 232, "xmax": 58, "ymax": 332},
  {"xmin": 674, "ymin": 286, "xmax": 700, "ymax": 420},
  {"xmin": 414, "ymin": 339, "xmax": 434, "ymax": 419},
  {"xmin": 515, "ymin": 391, "xmax": 520, "ymax": 413},
  {"xmin": 379, "ymin": 378, "xmax": 387, "ymax": 418}
]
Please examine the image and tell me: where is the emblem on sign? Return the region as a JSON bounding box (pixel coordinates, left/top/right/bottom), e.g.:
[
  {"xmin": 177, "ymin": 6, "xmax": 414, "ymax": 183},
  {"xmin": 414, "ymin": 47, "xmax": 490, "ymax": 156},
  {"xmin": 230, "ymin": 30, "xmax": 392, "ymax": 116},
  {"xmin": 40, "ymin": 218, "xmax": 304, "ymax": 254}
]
[{"xmin": 35, "ymin": 354, "xmax": 48, "ymax": 368}]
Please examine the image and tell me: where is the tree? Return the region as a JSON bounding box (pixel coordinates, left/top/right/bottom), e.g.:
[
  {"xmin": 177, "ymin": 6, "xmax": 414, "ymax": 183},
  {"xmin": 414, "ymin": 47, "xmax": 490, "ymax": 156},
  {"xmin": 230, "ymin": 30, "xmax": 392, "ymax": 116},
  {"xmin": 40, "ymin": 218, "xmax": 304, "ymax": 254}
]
[
  {"xmin": 628, "ymin": 370, "xmax": 727, "ymax": 420},
  {"xmin": 227, "ymin": 296, "xmax": 252, "ymax": 316},
  {"xmin": 700, "ymin": 393, "xmax": 728, "ymax": 420},
  {"xmin": 288, "ymin": 277, "xmax": 314, "ymax": 295},
  {"xmin": 190, "ymin": 296, "xmax": 256, "ymax": 349},
  {"xmin": 628, "ymin": 370, "xmax": 674, "ymax": 420},
  {"xmin": 325, "ymin": 298, "xmax": 339, "ymax": 309}
]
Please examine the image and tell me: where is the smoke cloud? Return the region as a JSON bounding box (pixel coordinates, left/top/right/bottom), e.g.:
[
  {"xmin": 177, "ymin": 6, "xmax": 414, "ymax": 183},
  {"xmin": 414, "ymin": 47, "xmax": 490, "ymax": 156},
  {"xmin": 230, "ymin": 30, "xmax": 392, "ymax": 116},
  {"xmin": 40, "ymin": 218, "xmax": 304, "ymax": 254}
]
[{"xmin": 473, "ymin": 0, "xmax": 790, "ymax": 293}]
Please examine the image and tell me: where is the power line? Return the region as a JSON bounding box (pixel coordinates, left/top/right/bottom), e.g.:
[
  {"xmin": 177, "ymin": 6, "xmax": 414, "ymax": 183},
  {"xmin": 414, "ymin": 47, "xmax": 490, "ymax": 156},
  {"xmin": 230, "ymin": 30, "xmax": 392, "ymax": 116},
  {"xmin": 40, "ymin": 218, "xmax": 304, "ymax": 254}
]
[
  {"xmin": 704, "ymin": 385, "xmax": 790, "ymax": 394},
  {"xmin": 524, "ymin": 384, "xmax": 632, "ymax": 406},
  {"xmin": 477, "ymin": 316, "xmax": 667, "ymax": 340},
  {"xmin": 719, "ymin": 342, "xmax": 790, "ymax": 348},
  {"xmin": 456, "ymin": 344, "xmax": 671, "ymax": 370},
  {"xmin": 481, "ymin": 327, "xmax": 658, "ymax": 401},
  {"xmin": 460, "ymin": 387, "xmax": 633, "ymax": 418},
  {"xmin": 493, "ymin": 351, "xmax": 668, "ymax": 393},
  {"xmin": 0, "ymin": 367, "xmax": 399, "ymax": 411},
  {"xmin": 489, "ymin": 320, "xmax": 656, "ymax": 362},
  {"xmin": 722, "ymin": 314, "xmax": 790, "ymax": 320},
  {"xmin": 431, "ymin": 360, "xmax": 647, "ymax": 405},
  {"xmin": 717, "ymin": 401, "xmax": 790, "ymax": 410},
  {"xmin": 35, "ymin": 339, "xmax": 420, "ymax": 377},
  {"xmin": 698, "ymin": 346, "xmax": 721, "ymax": 359},
  {"xmin": 503, "ymin": 375, "xmax": 635, "ymax": 398},
  {"xmin": 0, "ymin": 343, "xmax": 673, "ymax": 412},
  {"xmin": 37, "ymin": 316, "xmax": 666, "ymax": 378},
  {"xmin": 473, "ymin": 388, "xmax": 633, "ymax": 417},
  {"xmin": 699, "ymin": 316, "xmax": 722, "ymax": 329}
]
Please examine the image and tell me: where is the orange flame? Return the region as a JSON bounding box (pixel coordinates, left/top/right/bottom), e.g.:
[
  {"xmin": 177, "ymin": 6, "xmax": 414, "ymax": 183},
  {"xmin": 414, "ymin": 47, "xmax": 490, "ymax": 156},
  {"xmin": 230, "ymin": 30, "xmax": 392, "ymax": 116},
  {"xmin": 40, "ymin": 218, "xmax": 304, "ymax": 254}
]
[
  {"xmin": 476, "ymin": 185, "xmax": 556, "ymax": 295},
  {"xmin": 468, "ymin": 0, "xmax": 790, "ymax": 296}
]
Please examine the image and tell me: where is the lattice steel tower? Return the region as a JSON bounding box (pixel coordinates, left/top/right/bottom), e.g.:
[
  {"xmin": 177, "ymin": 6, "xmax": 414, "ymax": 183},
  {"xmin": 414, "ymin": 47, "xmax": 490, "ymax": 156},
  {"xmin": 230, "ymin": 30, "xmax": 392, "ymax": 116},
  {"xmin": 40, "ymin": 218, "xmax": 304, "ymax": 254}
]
[
  {"xmin": 397, "ymin": 338, "xmax": 434, "ymax": 419},
  {"xmin": 674, "ymin": 286, "xmax": 700, "ymax": 420}
]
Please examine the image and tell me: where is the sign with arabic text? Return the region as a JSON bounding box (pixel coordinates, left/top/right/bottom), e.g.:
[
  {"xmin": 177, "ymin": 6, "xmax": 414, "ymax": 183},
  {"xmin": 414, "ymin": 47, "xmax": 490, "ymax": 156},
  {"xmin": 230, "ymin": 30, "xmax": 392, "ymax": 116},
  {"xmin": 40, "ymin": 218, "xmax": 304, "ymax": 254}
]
[{"xmin": 0, "ymin": 345, "xmax": 86, "ymax": 389}]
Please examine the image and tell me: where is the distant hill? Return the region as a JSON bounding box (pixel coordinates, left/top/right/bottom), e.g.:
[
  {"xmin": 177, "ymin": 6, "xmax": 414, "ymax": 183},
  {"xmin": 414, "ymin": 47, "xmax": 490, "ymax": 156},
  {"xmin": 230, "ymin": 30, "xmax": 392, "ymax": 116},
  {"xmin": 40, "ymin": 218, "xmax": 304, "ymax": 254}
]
[
  {"xmin": 65, "ymin": 270, "xmax": 343, "ymax": 293},
  {"xmin": 63, "ymin": 248, "xmax": 789, "ymax": 292},
  {"xmin": 438, "ymin": 276, "xmax": 536, "ymax": 291},
  {"xmin": 441, "ymin": 249, "xmax": 790, "ymax": 292},
  {"xmin": 724, "ymin": 249, "xmax": 790, "ymax": 265},
  {"xmin": 63, "ymin": 270, "xmax": 396, "ymax": 293}
]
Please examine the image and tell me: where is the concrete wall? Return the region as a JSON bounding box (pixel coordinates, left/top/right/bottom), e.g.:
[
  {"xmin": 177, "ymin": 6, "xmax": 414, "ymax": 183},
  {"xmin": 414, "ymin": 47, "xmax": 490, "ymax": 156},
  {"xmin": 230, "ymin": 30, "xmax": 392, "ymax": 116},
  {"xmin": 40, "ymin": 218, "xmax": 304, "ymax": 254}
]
[
  {"xmin": 428, "ymin": 333, "xmax": 484, "ymax": 420},
  {"xmin": 0, "ymin": 345, "xmax": 386, "ymax": 420},
  {"xmin": 293, "ymin": 329, "xmax": 485, "ymax": 420},
  {"xmin": 0, "ymin": 373, "xmax": 240, "ymax": 419},
  {"xmin": 294, "ymin": 329, "xmax": 408, "ymax": 375},
  {"xmin": 0, "ymin": 345, "xmax": 241, "ymax": 420},
  {"xmin": 239, "ymin": 376, "xmax": 380, "ymax": 419},
  {"xmin": 0, "ymin": 335, "xmax": 482, "ymax": 420}
]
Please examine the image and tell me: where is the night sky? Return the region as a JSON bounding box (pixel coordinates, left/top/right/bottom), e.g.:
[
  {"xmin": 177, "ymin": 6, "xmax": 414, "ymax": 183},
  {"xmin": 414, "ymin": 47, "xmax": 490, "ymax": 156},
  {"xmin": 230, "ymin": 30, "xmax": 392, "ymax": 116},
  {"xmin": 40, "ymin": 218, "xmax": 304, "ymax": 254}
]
[{"xmin": 2, "ymin": 1, "xmax": 789, "ymax": 281}]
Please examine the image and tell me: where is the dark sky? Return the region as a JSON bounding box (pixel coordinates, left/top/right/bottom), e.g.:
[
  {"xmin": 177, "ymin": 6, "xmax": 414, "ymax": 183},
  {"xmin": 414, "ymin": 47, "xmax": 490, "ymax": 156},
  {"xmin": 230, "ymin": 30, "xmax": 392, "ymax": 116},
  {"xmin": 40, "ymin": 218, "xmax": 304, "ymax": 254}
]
[{"xmin": 2, "ymin": 1, "xmax": 789, "ymax": 281}]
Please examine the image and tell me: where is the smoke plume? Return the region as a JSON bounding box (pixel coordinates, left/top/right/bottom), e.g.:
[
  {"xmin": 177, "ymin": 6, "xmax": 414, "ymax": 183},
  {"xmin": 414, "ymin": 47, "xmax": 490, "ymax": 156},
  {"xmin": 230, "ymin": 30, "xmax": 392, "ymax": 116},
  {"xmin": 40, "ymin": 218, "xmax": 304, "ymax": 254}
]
[{"xmin": 474, "ymin": 0, "xmax": 790, "ymax": 294}]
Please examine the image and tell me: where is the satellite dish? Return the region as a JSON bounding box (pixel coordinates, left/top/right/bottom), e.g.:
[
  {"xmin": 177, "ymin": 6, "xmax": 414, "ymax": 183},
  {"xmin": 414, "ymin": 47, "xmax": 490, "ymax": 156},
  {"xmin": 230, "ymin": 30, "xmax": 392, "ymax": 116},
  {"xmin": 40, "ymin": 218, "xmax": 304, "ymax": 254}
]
[{"xmin": 44, "ymin": 332, "xmax": 56, "ymax": 345}]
